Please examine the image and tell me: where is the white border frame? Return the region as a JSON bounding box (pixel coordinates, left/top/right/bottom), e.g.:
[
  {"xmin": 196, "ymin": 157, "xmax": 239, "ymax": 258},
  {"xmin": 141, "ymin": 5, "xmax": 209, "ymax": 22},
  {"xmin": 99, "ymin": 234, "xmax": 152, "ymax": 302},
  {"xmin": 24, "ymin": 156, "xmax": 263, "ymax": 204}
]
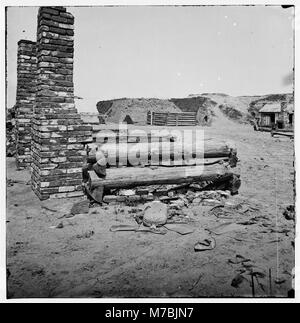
[{"xmin": 0, "ymin": 0, "xmax": 298, "ymax": 303}]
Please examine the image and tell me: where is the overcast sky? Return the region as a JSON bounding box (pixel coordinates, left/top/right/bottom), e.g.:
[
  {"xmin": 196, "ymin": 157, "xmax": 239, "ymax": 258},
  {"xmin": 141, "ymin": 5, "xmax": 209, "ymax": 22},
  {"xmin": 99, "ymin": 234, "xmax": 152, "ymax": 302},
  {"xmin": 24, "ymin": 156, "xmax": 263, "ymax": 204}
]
[{"xmin": 6, "ymin": 5, "xmax": 294, "ymax": 112}]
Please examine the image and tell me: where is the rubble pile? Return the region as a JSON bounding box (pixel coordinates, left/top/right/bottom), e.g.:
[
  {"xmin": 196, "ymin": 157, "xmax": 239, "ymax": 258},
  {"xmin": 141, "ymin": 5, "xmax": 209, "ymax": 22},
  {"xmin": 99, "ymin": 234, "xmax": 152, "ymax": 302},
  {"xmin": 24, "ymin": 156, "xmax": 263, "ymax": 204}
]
[{"xmin": 100, "ymin": 185, "xmax": 231, "ymax": 207}]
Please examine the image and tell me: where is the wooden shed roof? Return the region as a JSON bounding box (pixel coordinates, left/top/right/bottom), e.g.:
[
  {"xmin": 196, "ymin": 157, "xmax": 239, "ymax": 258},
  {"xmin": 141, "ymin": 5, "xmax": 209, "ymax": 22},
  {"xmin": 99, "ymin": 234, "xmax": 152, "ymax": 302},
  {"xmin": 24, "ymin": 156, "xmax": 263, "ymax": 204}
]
[
  {"xmin": 285, "ymin": 103, "xmax": 294, "ymax": 113},
  {"xmin": 259, "ymin": 103, "xmax": 281, "ymax": 113}
]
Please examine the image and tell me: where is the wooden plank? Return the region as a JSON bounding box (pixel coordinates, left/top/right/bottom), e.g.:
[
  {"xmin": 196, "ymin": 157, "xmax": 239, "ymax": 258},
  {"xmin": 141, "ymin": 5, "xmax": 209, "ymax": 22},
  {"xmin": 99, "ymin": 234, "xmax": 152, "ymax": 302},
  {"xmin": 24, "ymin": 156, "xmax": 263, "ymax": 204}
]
[{"xmin": 271, "ymin": 131, "xmax": 294, "ymax": 138}]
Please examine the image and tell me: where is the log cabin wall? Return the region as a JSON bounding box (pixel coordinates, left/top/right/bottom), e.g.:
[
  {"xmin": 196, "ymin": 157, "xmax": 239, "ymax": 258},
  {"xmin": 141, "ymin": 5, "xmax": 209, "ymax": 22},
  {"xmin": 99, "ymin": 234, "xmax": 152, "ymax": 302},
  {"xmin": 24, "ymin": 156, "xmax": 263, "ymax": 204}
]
[
  {"xmin": 15, "ymin": 40, "xmax": 37, "ymax": 169},
  {"xmin": 31, "ymin": 6, "xmax": 93, "ymax": 200}
]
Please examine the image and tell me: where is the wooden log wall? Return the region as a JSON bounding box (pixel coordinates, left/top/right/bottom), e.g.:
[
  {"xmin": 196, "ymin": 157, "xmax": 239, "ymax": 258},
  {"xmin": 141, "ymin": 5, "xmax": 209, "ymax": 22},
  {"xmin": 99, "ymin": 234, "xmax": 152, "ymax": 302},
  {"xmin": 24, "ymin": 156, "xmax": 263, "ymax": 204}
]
[{"xmin": 147, "ymin": 111, "xmax": 197, "ymax": 126}]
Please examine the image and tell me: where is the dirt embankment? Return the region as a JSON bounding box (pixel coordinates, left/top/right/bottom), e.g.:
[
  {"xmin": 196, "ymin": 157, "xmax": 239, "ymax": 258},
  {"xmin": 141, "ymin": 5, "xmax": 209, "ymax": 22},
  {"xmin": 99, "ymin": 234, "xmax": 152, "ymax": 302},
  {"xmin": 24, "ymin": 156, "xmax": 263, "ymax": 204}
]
[
  {"xmin": 95, "ymin": 93, "xmax": 294, "ymax": 127},
  {"xmin": 96, "ymin": 96, "xmax": 218, "ymax": 126},
  {"xmin": 191, "ymin": 93, "xmax": 294, "ymax": 124},
  {"xmin": 96, "ymin": 98, "xmax": 181, "ymax": 125}
]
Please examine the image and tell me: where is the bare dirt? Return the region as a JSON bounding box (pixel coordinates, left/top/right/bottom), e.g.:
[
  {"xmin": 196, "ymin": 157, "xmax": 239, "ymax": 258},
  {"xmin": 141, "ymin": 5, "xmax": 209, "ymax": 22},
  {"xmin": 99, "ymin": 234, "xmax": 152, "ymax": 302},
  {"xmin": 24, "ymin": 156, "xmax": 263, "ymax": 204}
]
[{"xmin": 6, "ymin": 119, "xmax": 294, "ymax": 298}]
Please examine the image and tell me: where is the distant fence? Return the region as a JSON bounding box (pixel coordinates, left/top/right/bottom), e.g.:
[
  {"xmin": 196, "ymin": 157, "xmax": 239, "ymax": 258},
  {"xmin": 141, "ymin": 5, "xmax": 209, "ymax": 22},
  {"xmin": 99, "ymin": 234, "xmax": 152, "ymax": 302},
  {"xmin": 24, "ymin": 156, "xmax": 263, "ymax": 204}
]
[{"xmin": 147, "ymin": 111, "xmax": 197, "ymax": 126}]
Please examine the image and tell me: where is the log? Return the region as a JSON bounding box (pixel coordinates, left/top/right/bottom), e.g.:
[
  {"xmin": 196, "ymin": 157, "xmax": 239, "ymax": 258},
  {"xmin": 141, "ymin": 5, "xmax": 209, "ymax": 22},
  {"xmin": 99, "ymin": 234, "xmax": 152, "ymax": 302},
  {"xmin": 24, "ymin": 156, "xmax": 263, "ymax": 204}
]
[
  {"xmin": 87, "ymin": 156, "xmax": 230, "ymax": 167},
  {"xmin": 87, "ymin": 140, "xmax": 237, "ymax": 167},
  {"xmin": 257, "ymin": 126, "xmax": 272, "ymax": 132},
  {"xmin": 88, "ymin": 164, "xmax": 234, "ymax": 190},
  {"xmin": 92, "ymin": 131, "xmax": 178, "ymax": 144},
  {"xmin": 271, "ymin": 130, "xmax": 294, "ymax": 138}
]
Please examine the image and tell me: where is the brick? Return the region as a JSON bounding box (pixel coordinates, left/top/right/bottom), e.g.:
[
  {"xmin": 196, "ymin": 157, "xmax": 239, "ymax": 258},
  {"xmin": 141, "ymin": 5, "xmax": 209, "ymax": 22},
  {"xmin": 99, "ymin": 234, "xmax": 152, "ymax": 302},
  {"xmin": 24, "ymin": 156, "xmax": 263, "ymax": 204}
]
[{"xmin": 31, "ymin": 6, "xmax": 92, "ymax": 200}]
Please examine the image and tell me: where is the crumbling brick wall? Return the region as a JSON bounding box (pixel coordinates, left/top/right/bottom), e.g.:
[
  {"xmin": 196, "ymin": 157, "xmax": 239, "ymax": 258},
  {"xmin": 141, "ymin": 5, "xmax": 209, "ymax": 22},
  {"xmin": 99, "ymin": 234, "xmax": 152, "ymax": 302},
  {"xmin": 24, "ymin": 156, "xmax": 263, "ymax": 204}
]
[
  {"xmin": 31, "ymin": 6, "xmax": 93, "ymax": 200},
  {"xmin": 15, "ymin": 40, "xmax": 37, "ymax": 169}
]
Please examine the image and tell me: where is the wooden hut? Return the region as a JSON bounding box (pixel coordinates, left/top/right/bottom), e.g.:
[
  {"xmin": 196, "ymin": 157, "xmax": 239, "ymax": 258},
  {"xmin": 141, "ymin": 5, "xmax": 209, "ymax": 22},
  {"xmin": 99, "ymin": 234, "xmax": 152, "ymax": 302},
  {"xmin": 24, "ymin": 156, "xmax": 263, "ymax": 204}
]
[{"xmin": 257, "ymin": 102, "xmax": 294, "ymax": 131}]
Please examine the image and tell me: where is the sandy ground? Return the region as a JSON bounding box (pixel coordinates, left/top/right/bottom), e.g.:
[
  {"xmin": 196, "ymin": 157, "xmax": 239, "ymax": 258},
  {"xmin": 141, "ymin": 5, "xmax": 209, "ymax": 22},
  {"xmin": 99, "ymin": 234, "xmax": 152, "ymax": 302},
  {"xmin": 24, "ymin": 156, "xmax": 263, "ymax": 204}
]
[{"xmin": 6, "ymin": 120, "xmax": 295, "ymax": 298}]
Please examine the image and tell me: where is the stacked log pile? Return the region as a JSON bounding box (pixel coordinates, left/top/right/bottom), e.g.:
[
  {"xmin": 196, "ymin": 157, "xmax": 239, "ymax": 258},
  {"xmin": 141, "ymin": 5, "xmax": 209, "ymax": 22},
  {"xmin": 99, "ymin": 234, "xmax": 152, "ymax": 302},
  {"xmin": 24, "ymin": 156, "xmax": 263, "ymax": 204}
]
[
  {"xmin": 85, "ymin": 128, "xmax": 240, "ymax": 203},
  {"xmin": 31, "ymin": 6, "xmax": 93, "ymax": 200},
  {"xmin": 15, "ymin": 40, "xmax": 37, "ymax": 168}
]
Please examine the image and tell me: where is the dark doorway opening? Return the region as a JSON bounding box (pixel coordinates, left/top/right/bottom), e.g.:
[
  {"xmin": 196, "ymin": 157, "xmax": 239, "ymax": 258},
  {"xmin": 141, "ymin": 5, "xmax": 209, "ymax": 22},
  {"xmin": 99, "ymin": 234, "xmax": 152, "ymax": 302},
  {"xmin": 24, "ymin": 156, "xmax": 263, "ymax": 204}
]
[
  {"xmin": 270, "ymin": 114, "xmax": 275, "ymax": 123},
  {"xmin": 123, "ymin": 115, "xmax": 134, "ymax": 124},
  {"xmin": 277, "ymin": 120, "xmax": 284, "ymax": 129}
]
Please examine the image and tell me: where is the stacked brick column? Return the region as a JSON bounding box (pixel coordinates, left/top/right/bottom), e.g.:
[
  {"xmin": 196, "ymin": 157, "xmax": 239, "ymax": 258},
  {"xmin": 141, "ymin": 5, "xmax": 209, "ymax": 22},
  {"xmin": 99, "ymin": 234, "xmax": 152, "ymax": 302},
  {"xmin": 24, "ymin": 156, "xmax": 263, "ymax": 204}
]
[
  {"xmin": 31, "ymin": 6, "xmax": 92, "ymax": 200},
  {"xmin": 15, "ymin": 40, "xmax": 37, "ymax": 169}
]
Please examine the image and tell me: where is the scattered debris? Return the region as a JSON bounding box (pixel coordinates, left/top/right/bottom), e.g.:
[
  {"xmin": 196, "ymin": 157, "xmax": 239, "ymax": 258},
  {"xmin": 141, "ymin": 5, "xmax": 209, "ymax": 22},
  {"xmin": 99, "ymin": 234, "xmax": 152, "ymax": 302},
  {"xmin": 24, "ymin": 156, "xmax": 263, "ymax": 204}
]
[
  {"xmin": 137, "ymin": 226, "xmax": 167, "ymax": 235},
  {"xmin": 7, "ymin": 179, "xmax": 27, "ymax": 187},
  {"xmin": 76, "ymin": 230, "xmax": 95, "ymax": 239},
  {"xmin": 71, "ymin": 200, "xmax": 89, "ymax": 215},
  {"xmin": 250, "ymin": 270, "xmax": 266, "ymax": 279},
  {"xmin": 110, "ymin": 224, "xmax": 167, "ymax": 235},
  {"xmin": 110, "ymin": 224, "xmax": 138, "ymax": 232},
  {"xmin": 143, "ymin": 201, "xmax": 168, "ymax": 227},
  {"xmin": 58, "ymin": 213, "xmax": 75, "ymax": 219},
  {"xmin": 166, "ymin": 216, "xmax": 192, "ymax": 224},
  {"xmin": 201, "ymin": 199, "xmax": 223, "ymax": 206},
  {"xmin": 93, "ymin": 162, "xmax": 106, "ymax": 178},
  {"xmin": 119, "ymin": 189, "xmax": 136, "ymax": 196},
  {"xmin": 228, "ymin": 255, "xmax": 251, "ymax": 265},
  {"xmin": 97, "ymin": 186, "xmax": 233, "ymax": 207},
  {"xmin": 270, "ymin": 228, "xmax": 289, "ymax": 235},
  {"xmin": 194, "ymin": 237, "xmax": 216, "ymax": 252},
  {"xmin": 207, "ymin": 222, "xmax": 246, "ymax": 235},
  {"xmin": 164, "ymin": 224, "xmax": 195, "ymax": 235},
  {"xmin": 231, "ymin": 274, "xmax": 245, "ymax": 288},
  {"xmin": 189, "ymin": 273, "xmax": 204, "ymax": 291},
  {"xmin": 237, "ymin": 218, "xmax": 258, "ymax": 225},
  {"xmin": 209, "ymin": 205, "xmax": 224, "ymax": 212},
  {"xmin": 32, "ymin": 268, "xmax": 46, "ymax": 277},
  {"xmin": 274, "ymin": 278, "xmax": 286, "ymax": 285},
  {"xmin": 41, "ymin": 205, "xmax": 58, "ymax": 212},
  {"xmin": 169, "ymin": 199, "xmax": 186, "ymax": 210},
  {"xmin": 283, "ymin": 205, "xmax": 295, "ymax": 221},
  {"xmin": 128, "ymin": 208, "xmax": 143, "ymax": 214},
  {"xmin": 56, "ymin": 222, "xmax": 64, "ymax": 229}
]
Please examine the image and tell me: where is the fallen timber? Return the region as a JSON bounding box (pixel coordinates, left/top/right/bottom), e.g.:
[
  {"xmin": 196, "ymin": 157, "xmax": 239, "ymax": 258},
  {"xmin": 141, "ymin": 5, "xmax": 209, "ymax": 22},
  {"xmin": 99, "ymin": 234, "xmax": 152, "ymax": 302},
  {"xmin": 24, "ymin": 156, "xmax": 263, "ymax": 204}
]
[
  {"xmin": 271, "ymin": 130, "xmax": 294, "ymax": 139},
  {"xmin": 255, "ymin": 126, "xmax": 272, "ymax": 132},
  {"xmin": 87, "ymin": 156, "xmax": 231, "ymax": 167},
  {"xmin": 87, "ymin": 140, "xmax": 238, "ymax": 168},
  {"xmin": 87, "ymin": 164, "xmax": 240, "ymax": 192},
  {"xmin": 85, "ymin": 165, "xmax": 241, "ymax": 203}
]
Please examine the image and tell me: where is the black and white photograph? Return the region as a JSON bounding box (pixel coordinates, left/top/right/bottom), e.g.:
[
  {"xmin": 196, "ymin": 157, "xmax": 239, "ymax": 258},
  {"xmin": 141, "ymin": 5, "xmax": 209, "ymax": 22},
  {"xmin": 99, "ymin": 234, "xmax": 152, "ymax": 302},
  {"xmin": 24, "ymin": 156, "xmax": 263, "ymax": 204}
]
[{"xmin": 1, "ymin": 0, "xmax": 298, "ymax": 302}]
